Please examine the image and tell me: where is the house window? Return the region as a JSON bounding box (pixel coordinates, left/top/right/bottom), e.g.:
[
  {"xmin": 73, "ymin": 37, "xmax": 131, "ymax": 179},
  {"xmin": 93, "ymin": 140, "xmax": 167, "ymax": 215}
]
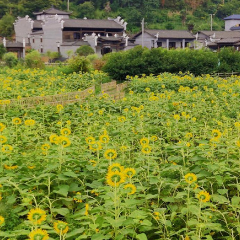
[
  {"xmin": 73, "ymin": 32, "xmax": 80, "ymax": 39},
  {"xmin": 32, "ymin": 38, "xmax": 35, "ymax": 43},
  {"xmin": 185, "ymin": 42, "xmax": 189, "ymax": 47},
  {"xmin": 169, "ymin": 42, "xmax": 176, "ymax": 49},
  {"xmin": 40, "ymin": 36, "xmax": 43, "ymax": 43},
  {"xmin": 157, "ymin": 42, "xmax": 162, "ymax": 48},
  {"xmin": 151, "ymin": 40, "xmax": 155, "ymax": 48}
]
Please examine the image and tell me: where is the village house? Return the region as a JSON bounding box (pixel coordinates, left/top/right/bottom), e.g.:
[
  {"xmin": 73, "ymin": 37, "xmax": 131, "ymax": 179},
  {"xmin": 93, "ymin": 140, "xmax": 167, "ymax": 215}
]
[
  {"xmin": 12, "ymin": 7, "xmax": 131, "ymax": 58},
  {"xmin": 132, "ymin": 30, "xmax": 195, "ymax": 50}
]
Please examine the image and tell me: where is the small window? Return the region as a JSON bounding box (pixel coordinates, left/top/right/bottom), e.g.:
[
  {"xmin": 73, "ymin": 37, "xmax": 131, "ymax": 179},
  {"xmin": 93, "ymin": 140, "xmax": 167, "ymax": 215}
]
[
  {"xmin": 151, "ymin": 40, "xmax": 155, "ymax": 49},
  {"xmin": 32, "ymin": 38, "xmax": 35, "ymax": 43},
  {"xmin": 73, "ymin": 32, "xmax": 80, "ymax": 39},
  {"xmin": 40, "ymin": 37, "xmax": 43, "ymax": 43},
  {"xmin": 169, "ymin": 42, "xmax": 176, "ymax": 49},
  {"xmin": 157, "ymin": 42, "xmax": 162, "ymax": 48}
]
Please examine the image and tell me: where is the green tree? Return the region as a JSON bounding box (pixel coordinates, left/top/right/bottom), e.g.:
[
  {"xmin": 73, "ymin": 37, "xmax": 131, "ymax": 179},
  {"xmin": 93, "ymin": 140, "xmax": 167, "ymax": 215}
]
[
  {"xmin": 25, "ymin": 50, "xmax": 45, "ymax": 68},
  {"xmin": 0, "ymin": 44, "xmax": 7, "ymax": 59},
  {"xmin": 75, "ymin": 45, "xmax": 95, "ymax": 56},
  {"xmin": 0, "ymin": 14, "xmax": 15, "ymax": 37},
  {"xmin": 3, "ymin": 52, "xmax": 18, "ymax": 67},
  {"xmin": 67, "ymin": 55, "xmax": 91, "ymax": 73},
  {"xmin": 74, "ymin": 2, "xmax": 95, "ymax": 18}
]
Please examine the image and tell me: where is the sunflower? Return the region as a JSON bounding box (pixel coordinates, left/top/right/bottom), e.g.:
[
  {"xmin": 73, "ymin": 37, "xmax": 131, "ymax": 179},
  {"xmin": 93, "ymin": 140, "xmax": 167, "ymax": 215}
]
[
  {"xmin": 41, "ymin": 144, "xmax": 50, "ymax": 151},
  {"xmin": 212, "ymin": 129, "xmax": 221, "ymax": 139},
  {"xmin": 89, "ymin": 159, "xmax": 97, "ymax": 167},
  {"xmin": 197, "ymin": 190, "xmax": 211, "ymax": 203},
  {"xmin": 141, "ymin": 145, "xmax": 152, "ymax": 154},
  {"xmin": 124, "ymin": 184, "xmax": 137, "ymax": 195},
  {"xmin": 108, "ymin": 163, "xmax": 124, "ymax": 173},
  {"xmin": 12, "ymin": 117, "xmax": 22, "ymax": 125},
  {"xmin": 185, "ymin": 132, "xmax": 193, "ymax": 138},
  {"xmin": 53, "ymin": 220, "xmax": 69, "ymax": 235},
  {"xmin": 118, "ymin": 116, "xmax": 126, "ymax": 122},
  {"xmin": 29, "ymin": 228, "xmax": 49, "ymax": 240},
  {"xmin": 49, "ymin": 134, "xmax": 59, "ymax": 144},
  {"xmin": 85, "ymin": 203, "xmax": 89, "ymax": 216},
  {"xmin": 4, "ymin": 165, "xmax": 18, "ymax": 170},
  {"xmin": 58, "ymin": 136, "xmax": 71, "ymax": 148},
  {"xmin": 0, "ymin": 123, "xmax": 6, "ymax": 132},
  {"xmin": 85, "ymin": 136, "xmax": 95, "ymax": 144},
  {"xmin": 140, "ymin": 137, "xmax": 149, "ymax": 146},
  {"xmin": 99, "ymin": 134, "xmax": 110, "ymax": 144},
  {"xmin": 89, "ymin": 142, "xmax": 102, "ymax": 152},
  {"xmin": 106, "ymin": 171, "xmax": 126, "ymax": 187},
  {"xmin": 24, "ymin": 119, "xmax": 36, "ymax": 126},
  {"xmin": 60, "ymin": 128, "xmax": 71, "ymax": 136},
  {"xmin": 0, "ymin": 135, "xmax": 7, "ymax": 144},
  {"xmin": 73, "ymin": 192, "xmax": 82, "ymax": 203},
  {"xmin": 151, "ymin": 135, "xmax": 158, "ymax": 142},
  {"xmin": 104, "ymin": 149, "xmax": 117, "ymax": 160},
  {"xmin": 27, "ymin": 208, "xmax": 47, "ymax": 225},
  {"xmin": 124, "ymin": 168, "xmax": 136, "ymax": 178},
  {"xmin": 0, "ymin": 216, "xmax": 4, "ymax": 226},
  {"xmin": 237, "ymin": 141, "xmax": 240, "ymax": 147},
  {"xmin": 56, "ymin": 104, "xmax": 64, "ymax": 112},
  {"xmin": 2, "ymin": 144, "xmax": 13, "ymax": 154},
  {"xmin": 184, "ymin": 173, "xmax": 197, "ymax": 184}
]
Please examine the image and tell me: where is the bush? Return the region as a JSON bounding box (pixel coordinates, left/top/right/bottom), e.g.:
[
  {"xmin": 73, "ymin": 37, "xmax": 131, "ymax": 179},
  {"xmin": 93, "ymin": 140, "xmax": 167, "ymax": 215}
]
[
  {"xmin": 0, "ymin": 44, "xmax": 7, "ymax": 60},
  {"xmin": 25, "ymin": 50, "xmax": 45, "ymax": 69},
  {"xmin": 3, "ymin": 52, "xmax": 18, "ymax": 68},
  {"xmin": 67, "ymin": 55, "xmax": 91, "ymax": 73},
  {"xmin": 75, "ymin": 45, "xmax": 95, "ymax": 57}
]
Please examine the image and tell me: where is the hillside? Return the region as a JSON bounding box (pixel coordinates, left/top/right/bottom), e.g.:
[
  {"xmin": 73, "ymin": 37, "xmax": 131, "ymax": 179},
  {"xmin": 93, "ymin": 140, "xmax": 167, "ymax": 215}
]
[{"xmin": 0, "ymin": 0, "xmax": 239, "ymax": 37}]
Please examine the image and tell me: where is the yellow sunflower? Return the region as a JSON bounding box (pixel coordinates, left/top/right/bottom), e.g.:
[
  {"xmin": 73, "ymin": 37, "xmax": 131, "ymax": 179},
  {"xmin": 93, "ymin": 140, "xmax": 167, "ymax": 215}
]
[
  {"xmin": 89, "ymin": 142, "xmax": 102, "ymax": 152},
  {"xmin": 41, "ymin": 144, "xmax": 50, "ymax": 151},
  {"xmin": 184, "ymin": 173, "xmax": 197, "ymax": 184},
  {"xmin": 12, "ymin": 117, "xmax": 22, "ymax": 125},
  {"xmin": 108, "ymin": 163, "xmax": 124, "ymax": 173},
  {"xmin": 56, "ymin": 104, "xmax": 64, "ymax": 112},
  {"xmin": 118, "ymin": 116, "xmax": 126, "ymax": 122},
  {"xmin": 151, "ymin": 135, "xmax": 158, "ymax": 142},
  {"xmin": 24, "ymin": 119, "xmax": 36, "ymax": 126},
  {"xmin": 0, "ymin": 123, "xmax": 6, "ymax": 132},
  {"xmin": 29, "ymin": 228, "xmax": 49, "ymax": 240},
  {"xmin": 124, "ymin": 184, "xmax": 137, "ymax": 195},
  {"xmin": 99, "ymin": 134, "xmax": 110, "ymax": 144},
  {"xmin": 60, "ymin": 128, "xmax": 71, "ymax": 136},
  {"xmin": 53, "ymin": 220, "xmax": 69, "ymax": 235},
  {"xmin": 0, "ymin": 216, "xmax": 4, "ymax": 226},
  {"xmin": 27, "ymin": 208, "xmax": 47, "ymax": 225},
  {"xmin": 141, "ymin": 145, "xmax": 152, "ymax": 154},
  {"xmin": 49, "ymin": 134, "xmax": 59, "ymax": 144},
  {"xmin": 104, "ymin": 149, "xmax": 117, "ymax": 160},
  {"xmin": 106, "ymin": 171, "xmax": 126, "ymax": 187},
  {"xmin": 140, "ymin": 137, "xmax": 149, "ymax": 146},
  {"xmin": 58, "ymin": 136, "xmax": 71, "ymax": 148},
  {"xmin": 212, "ymin": 129, "xmax": 221, "ymax": 139},
  {"xmin": 2, "ymin": 144, "xmax": 13, "ymax": 154},
  {"xmin": 124, "ymin": 168, "xmax": 136, "ymax": 178},
  {"xmin": 85, "ymin": 136, "xmax": 95, "ymax": 144},
  {"xmin": 0, "ymin": 135, "xmax": 7, "ymax": 144},
  {"xmin": 197, "ymin": 190, "xmax": 211, "ymax": 203}
]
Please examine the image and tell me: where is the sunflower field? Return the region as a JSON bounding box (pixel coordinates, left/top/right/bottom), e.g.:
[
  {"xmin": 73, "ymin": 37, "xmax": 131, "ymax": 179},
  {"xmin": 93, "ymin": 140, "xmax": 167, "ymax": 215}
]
[{"xmin": 1, "ymin": 70, "xmax": 240, "ymax": 240}]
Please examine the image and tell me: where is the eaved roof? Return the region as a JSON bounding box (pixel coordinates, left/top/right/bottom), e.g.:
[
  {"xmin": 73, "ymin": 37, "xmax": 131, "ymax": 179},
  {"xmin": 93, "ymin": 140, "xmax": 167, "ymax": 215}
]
[
  {"xmin": 33, "ymin": 20, "xmax": 43, "ymax": 29},
  {"xmin": 63, "ymin": 19, "xmax": 124, "ymax": 29},
  {"xmin": 134, "ymin": 30, "xmax": 195, "ymax": 39},
  {"xmin": 6, "ymin": 41, "xmax": 23, "ymax": 48},
  {"xmin": 224, "ymin": 14, "xmax": 240, "ymax": 20},
  {"xmin": 199, "ymin": 31, "xmax": 240, "ymax": 39},
  {"xmin": 217, "ymin": 37, "xmax": 240, "ymax": 44},
  {"xmin": 33, "ymin": 7, "xmax": 71, "ymax": 15}
]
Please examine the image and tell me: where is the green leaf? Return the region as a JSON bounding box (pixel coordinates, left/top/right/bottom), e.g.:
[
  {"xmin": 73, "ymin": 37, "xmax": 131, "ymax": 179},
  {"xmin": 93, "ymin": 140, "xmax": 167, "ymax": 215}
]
[
  {"xmin": 91, "ymin": 233, "xmax": 106, "ymax": 240},
  {"xmin": 232, "ymin": 196, "xmax": 240, "ymax": 206},
  {"xmin": 212, "ymin": 194, "xmax": 229, "ymax": 204},
  {"xmin": 141, "ymin": 219, "xmax": 152, "ymax": 226},
  {"xmin": 66, "ymin": 228, "xmax": 85, "ymax": 238},
  {"xmin": 129, "ymin": 210, "xmax": 147, "ymax": 219},
  {"xmin": 63, "ymin": 171, "xmax": 78, "ymax": 178},
  {"xmin": 53, "ymin": 185, "xmax": 69, "ymax": 197},
  {"xmin": 52, "ymin": 208, "xmax": 70, "ymax": 216},
  {"xmin": 217, "ymin": 189, "xmax": 228, "ymax": 195},
  {"xmin": 136, "ymin": 233, "xmax": 148, "ymax": 240},
  {"xmin": 6, "ymin": 195, "xmax": 16, "ymax": 204}
]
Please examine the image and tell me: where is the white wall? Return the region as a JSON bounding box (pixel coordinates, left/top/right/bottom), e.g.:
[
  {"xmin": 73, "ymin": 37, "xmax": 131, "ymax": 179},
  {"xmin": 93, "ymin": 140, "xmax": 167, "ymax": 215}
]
[
  {"xmin": 225, "ymin": 19, "xmax": 240, "ymax": 31},
  {"xmin": 14, "ymin": 16, "xmax": 33, "ymax": 43}
]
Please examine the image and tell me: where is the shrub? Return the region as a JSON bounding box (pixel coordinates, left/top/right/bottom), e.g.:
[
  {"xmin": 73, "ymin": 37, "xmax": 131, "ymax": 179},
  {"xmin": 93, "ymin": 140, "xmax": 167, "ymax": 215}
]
[
  {"xmin": 0, "ymin": 44, "xmax": 7, "ymax": 60},
  {"xmin": 67, "ymin": 55, "xmax": 91, "ymax": 73},
  {"xmin": 75, "ymin": 45, "xmax": 95, "ymax": 57},
  {"xmin": 3, "ymin": 52, "xmax": 18, "ymax": 68},
  {"xmin": 25, "ymin": 50, "xmax": 45, "ymax": 69}
]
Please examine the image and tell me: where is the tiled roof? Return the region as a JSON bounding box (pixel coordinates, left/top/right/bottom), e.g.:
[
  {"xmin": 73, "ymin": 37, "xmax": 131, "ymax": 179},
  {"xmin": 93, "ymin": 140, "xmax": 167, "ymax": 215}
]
[
  {"xmin": 61, "ymin": 41, "xmax": 90, "ymax": 46},
  {"xmin": 217, "ymin": 37, "xmax": 240, "ymax": 43},
  {"xmin": 6, "ymin": 41, "xmax": 23, "ymax": 47},
  {"xmin": 135, "ymin": 30, "xmax": 195, "ymax": 39},
  {"xmin": 63, "ymin": 19, "xmax": 123, "ymax": 29},
  {"xmin": 199, "ymin": 31, "xmax": 240, "ymax": 39},
  {"xmin": 99, "ymin": 36, "xmax": 123, "ymax": 41},
  {"xmin": 224, "ymin": 15, "xmax": 240, "ymax": 20},
  {"xmin": 33, "ymin": 20, "xmax": 43, "ymax": 29},
  {"xmin": 33, "ymin": 7, "xmax": 71, "ymax": 15}
]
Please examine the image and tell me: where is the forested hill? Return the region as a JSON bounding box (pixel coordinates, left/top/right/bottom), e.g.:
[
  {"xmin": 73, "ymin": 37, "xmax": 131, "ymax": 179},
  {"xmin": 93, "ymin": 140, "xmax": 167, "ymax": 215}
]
[{"xmin": 0, "ymin": 0, "xmax": 239, "ymax": 37}]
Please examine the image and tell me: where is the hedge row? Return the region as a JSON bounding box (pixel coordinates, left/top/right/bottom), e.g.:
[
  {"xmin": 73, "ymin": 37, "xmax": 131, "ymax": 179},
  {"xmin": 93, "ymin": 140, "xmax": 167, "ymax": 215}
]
[{"xmin": 102, "ymin": 46, "xmax": 240, "ymax": 80}]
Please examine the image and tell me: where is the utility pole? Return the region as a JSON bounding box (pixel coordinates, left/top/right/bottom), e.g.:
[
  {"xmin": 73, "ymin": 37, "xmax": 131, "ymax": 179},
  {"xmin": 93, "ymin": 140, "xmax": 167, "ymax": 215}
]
[
  {"xmin": 141, "ymin": 18, "xmax": 144, "ymax": 47},
  {"xmin": 67, "ymin": 0, "xmax": 69, "ymax": 11},
  {"xmin": 210, "ymin": 14, "xmax": 215, "ymax": 31}
]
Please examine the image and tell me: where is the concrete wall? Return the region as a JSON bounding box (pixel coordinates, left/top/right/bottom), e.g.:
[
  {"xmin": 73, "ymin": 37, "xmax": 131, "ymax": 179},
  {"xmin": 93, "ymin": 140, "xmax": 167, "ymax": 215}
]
[
  {"xmin": 37, "ymin": 14, "xmax": 69, "ymax": 21},
  {"xmin": 60, "ymin": 46, "xmax": 80, "ymax": 58},
  {"xmin": 14, "ymin": 16, "xmax": 33, "ymax": 43},
  {"xmin": 225, "ymin": 19, "xmax": 240, "ymax": 31},
  {"xmin": 134, "ymin": 32, "xmax": 156, "ymax": 49},
  {"xmin": 41, "ymin": 17, "xmax": 63, "ymax": 53}
]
